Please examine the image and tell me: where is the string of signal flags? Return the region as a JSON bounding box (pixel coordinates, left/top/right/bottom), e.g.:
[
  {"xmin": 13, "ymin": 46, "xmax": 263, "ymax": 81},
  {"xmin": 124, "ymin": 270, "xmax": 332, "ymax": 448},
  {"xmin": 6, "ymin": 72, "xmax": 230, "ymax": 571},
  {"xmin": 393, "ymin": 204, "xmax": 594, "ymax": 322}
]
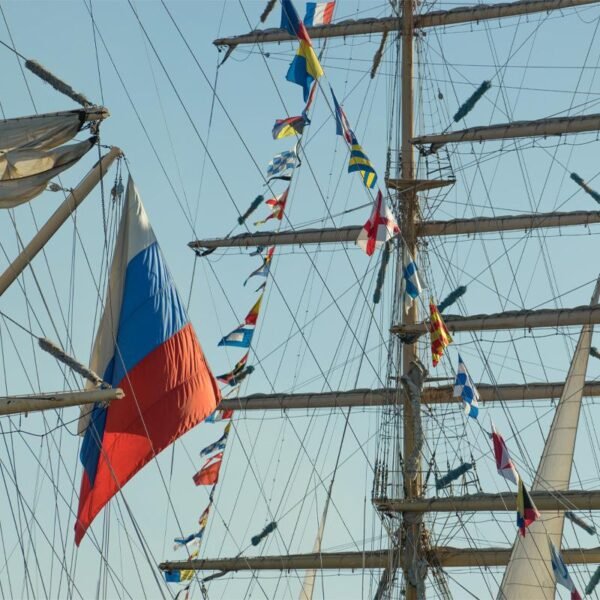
[{"xmin": 166, "ymin": 0, "xmax": 473, "ymax": 586}]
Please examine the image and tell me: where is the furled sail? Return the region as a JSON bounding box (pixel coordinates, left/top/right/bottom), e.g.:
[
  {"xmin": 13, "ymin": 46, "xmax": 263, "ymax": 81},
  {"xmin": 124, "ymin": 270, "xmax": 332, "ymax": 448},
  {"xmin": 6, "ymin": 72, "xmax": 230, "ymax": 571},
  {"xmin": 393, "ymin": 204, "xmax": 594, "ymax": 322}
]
[
  {"xmin": 0, "ymin": 109, "xmax": 88, "ymax": 153},
  {"xmin": 498, "ymin": 277, "xmax": 600, "ymax": 599},
  {"xmin": 0, "ymin": 137, "xmax": 96, "ymax": 208}
]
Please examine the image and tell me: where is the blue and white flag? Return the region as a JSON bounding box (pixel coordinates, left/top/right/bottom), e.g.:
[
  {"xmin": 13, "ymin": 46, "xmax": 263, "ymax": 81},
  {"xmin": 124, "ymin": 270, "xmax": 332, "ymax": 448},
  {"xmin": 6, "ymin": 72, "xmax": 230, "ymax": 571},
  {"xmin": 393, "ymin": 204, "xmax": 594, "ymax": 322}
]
[
  {"xmin": 267, "ymin": 146, "xmax": 300, "ymax": 179},
  {"xmin": 173, "ymin": 529, "xmax": 204, "ymax": 550},
  {"xmin": 402, "ymin": 248, "xmax": 422, "ymax": 311},
  {"xmin": 218, "ymin": 325, "xmax": 254, "ymax": 348},
  {"xmin": 549, "ymin": 539, "xmax": 582, "ymax": 600},
  {"xmin": 200, "ymin": 423, "xmax": 231, "ymax": 456},
  {"xmin": 453, "ymin": 354, "xmax": 479, "ymax": 419}
]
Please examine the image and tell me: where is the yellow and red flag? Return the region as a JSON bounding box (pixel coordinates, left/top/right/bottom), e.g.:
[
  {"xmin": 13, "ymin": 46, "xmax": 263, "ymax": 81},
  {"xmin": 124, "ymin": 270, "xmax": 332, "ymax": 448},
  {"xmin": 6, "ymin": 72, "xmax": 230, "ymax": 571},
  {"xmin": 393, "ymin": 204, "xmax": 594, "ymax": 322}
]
[{"xmin": 429, "ymin": 298, "xmax": 452, "ymax": 367}]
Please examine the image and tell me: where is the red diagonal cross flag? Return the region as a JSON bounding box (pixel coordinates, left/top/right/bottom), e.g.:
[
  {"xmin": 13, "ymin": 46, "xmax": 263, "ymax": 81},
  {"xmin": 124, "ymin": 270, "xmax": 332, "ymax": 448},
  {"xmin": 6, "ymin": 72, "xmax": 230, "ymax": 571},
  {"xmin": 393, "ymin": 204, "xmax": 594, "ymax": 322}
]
[{"xmin": 356, "ymin": 190, "xmax": 400, "ymax": 256}]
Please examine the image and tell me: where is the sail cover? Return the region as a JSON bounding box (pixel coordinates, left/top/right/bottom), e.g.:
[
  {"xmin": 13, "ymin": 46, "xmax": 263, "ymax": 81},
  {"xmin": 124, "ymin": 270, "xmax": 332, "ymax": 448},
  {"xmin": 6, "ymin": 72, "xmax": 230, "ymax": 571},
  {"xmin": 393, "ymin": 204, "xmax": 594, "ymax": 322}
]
[
  {"xmin": 74, "ymin": 176, "xmax": 220, "ymax": 545},
  {"xmin": 498, "ymin": 279, "xmax": 600, "ymax": 599},
  {"xmin": 0, "ymin": 137, "xmax": 96, "ymax": 208}
]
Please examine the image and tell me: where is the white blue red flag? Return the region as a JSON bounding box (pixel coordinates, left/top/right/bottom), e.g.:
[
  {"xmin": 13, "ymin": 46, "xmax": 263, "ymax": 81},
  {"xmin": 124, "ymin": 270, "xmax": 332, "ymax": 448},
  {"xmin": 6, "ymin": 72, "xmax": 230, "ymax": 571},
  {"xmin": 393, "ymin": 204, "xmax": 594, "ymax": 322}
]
[
  {"xmin": 75, "ymin": 177, "xmax": 219, "ymax": 545},
  {"xmin": 549, "ymin": 539, "xmax": 582, "ymax": 600},
  {"xmin": 218, "ymin": 325, "xmax": 254, "ymax": 348},
  {"xmin": 304, "ymin": 2, "xmax": 335, "ymax": 26},
  {"xmin": 491, "ymin": 424, "xmax": 519, "ymax": 485},
  {"xmin": 453, "ymin": 354, "xmax": 479, "ymax": 418}
]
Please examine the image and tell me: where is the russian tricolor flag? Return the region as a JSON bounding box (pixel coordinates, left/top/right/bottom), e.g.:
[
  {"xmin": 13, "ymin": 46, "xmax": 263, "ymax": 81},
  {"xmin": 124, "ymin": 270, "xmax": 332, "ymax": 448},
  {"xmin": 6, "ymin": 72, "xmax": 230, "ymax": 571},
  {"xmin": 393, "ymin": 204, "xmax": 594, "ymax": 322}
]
[
  {"xmin": 304, "ymin": 2, "xmax": 335, "ymax": 26},
  {"xmin": 75, "ymin": 176, "xmax": 220, "ymax": 545}
]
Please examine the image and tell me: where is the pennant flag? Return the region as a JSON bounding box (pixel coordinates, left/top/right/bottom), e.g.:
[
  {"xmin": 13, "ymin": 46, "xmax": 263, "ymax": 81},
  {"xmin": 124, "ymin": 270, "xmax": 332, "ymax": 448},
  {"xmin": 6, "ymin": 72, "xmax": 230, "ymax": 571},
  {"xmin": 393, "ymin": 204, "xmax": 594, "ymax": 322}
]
[
  {"xmin": 330, "ymin": 86, "xmax": 353, "ymax": 144},
  {"xmin": 549, "ymin": 539, "xmax": 583, "ymax": 600},
  {"xmin": 198, "ymin": 503, "xmax": 211, "ymax": 529},
  {"xmin": 516, "ymin": 478, "xmax": 540, "ymax": 536},
  {"xmin": 356, "ymin": 190, "xmax": 399, "ymax": 256},
  {"xmin": 303, "ymin": 81, "xmax": 318, "ymax": 119},
  {"xmin": 244, "ymin": 247, "xmax": 275, "ymax": 286},
  {"xmin": 218, "ymin": 325, "xmax": 254, "ymax": 348},
  {"xmin": 453, "ymin": 354, "xmax": 479, "ymax": 418},
  {"xmin": 402, "ymin": 249, "xmax": 422, "ymax": 310},
  {"xmin": 205, "ymin": 408, "xmax": 234, "ymax": 423},
  {"xmin": 173, "ymin": 495, "xmax": 214, "ymax": 549},
  {"xmin": 348, "ymin": 134, "xmax": 377, "ymax": 189},
  {"xmin": 245, "ymin": 292, "xmax": 264, "ymax": 326},
  {"xmin": 429, "ymin": 299, "xmax": 453, "ymax": 367},
  {"xmin": 200, "ymin": 422, "xmax": 232, "ymax": 457},
  {"xmin": 491, "ymin": 424, "xmax": 519, "ymax": 485},
  {"xmin": 193, "ymin": 452, "xmax": 223, "ymax": 486},
  {"xmin": 304, "ymin": 1, "xmax": 335, "ymax": 26},
  {"xmin": 75, "ymin": 177, "xmax": 219, "ymax": 546},
  {"xmin": 267, "ymin": 148, "xmax": 300, "ymax": 179},
  {"xmin": 281, "ymin": 0, "xmax": 324, "ymax": 100},
  {"xmin": 255, "ymin": 189, "xmax": 288, "ymax": 225},
  {"xmin": 217, "ymin": 352, "xmax": 250, "ymax": 385},
  {"xmin": 272, "ymin": 115, "xmax": 309, "ymax": 139}
]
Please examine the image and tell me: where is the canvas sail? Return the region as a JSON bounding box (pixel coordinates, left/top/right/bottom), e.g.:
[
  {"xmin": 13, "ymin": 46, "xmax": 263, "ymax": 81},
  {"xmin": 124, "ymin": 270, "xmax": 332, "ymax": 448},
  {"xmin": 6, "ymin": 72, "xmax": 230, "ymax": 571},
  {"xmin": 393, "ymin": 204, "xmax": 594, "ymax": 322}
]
[
  {"xmin": 498, "ymin": 277, "xmax": 600, "ymax": 599},
  {"xmin": 0, "ymin": 109, "xmax": 87, "ymax": 152},
  {"xmin": 0, "ymin": 137, "xmax": 96, "ymax": 208}
]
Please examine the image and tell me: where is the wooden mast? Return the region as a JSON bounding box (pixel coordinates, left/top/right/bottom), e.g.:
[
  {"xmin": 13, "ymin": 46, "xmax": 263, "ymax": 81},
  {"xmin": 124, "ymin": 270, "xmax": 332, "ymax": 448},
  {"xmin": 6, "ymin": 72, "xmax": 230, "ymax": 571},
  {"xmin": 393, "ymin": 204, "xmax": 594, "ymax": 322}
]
[
  {"xmin": 399, "ymin": 0, "xmax": 424, "ymax": 595},
  {"xmin": 169, "ymin": 0, "xmax": 600, "ymax": 594}
]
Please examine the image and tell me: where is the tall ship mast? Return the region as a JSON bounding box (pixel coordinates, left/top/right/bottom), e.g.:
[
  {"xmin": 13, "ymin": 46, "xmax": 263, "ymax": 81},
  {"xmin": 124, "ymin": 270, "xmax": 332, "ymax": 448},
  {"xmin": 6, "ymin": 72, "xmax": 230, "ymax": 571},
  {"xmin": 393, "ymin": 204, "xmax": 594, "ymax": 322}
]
[
  {"xmin": 169, "ymin": 1, "xmax": 600, "ymax": 598},
  {"xmin": 0, "ymin": 1, "xmax": 600, "ymax": 599}
]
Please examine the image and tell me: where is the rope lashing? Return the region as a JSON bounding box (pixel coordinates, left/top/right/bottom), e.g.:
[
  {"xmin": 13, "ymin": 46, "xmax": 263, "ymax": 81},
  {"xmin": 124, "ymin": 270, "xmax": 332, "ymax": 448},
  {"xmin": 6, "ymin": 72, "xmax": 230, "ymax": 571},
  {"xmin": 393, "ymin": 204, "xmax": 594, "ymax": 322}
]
[
  {"xmin": 38, "ymin": 338, "xmax": 109, "ymax": 388},
  {"xmin": 435, "ymin": 462, "xmax": 473, "ymax": 490},
  {"xmin": 251, "ymin": 521, "xmax": 277, "ymax": 546},
  {"xmin": 25, "ymin": 59, "xmax": 92, "ymax": 107},
  {"xmin": 565, "ymin": 511, "xmax": 596, "ymax": 535},
  {"xmin": 453, "ymin": 81, "xmax": 491, "ymax": 123},
  {"xmin": 438, "ymin": 286, "xmax": 467, "ymax": 313},
  {"xmin": 238, "ymin": 195, "xmax": 265, "ymax": 225},
  {"xmin": 373, "ymin": 240, "xmax": 392, "ymax": 304},
  {"xmin": 586, "ymin": 565, "xmax": 600, "ymax": 595},
  {"xmin": 571, "ymin": 172, "xmax": 600, "ymax": 204},
  {"xmin": 260, "ymin": 0, "xmax": 277, "ymax": 22},
  {"xmin": 370, "ymin": 31, "xmax": 388, "ymax": 79}
]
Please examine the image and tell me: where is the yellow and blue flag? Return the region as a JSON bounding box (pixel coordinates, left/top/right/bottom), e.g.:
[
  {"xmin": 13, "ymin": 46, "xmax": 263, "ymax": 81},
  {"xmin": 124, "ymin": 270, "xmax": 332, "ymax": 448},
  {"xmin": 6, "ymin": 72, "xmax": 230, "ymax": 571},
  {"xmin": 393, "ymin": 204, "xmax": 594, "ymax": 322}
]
[
  {"xmin": 281, "ymin": 0, "xmax": 324, "ymax": 100},
  {"xmin": 348, "ymin": 134, "xmax": 377, "ymax": 189}
]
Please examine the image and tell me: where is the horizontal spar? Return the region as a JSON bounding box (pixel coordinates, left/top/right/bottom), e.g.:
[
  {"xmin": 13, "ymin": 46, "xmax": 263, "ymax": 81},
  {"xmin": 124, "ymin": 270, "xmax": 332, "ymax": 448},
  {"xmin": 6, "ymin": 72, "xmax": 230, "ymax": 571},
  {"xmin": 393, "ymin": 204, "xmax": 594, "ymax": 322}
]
[
  {"xmin": 0, "ymin": 388, "xmax": 123, "ymax": 416},
  {"xmin": 159, "ymin": 545, "xmax": 600, "ymax": 572},
  {"xmin": 374, "ymin": 490, "xmax": 600, "ymax": 513},
  {"xmin": 218, "ymin": 381, "xmax": 600, "ymax": 411},
  {"xmin": 392, "ymin": 305, "xmax": 600, "ymax": 337},
  {"xmin": 213, "ymin": 0, "xmax": 600, "ymax": 47},
  {"xmin": 413, "ymin": 113, "xmax": 600, "ymax": 147},
  {"xmin": 189, "ymin": 210, "xmax": 600, "ymax": 250}
]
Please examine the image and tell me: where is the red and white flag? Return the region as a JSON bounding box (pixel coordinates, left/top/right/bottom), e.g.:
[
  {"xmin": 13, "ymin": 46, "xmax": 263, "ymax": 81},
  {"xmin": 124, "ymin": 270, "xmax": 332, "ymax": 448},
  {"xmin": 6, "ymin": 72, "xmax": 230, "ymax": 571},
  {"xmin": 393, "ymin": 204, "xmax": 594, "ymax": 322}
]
[
  {"xmin": 491, "ymin": 424, "xmax": 519, "ymax": 485},
  {"xmin": 356, "ymin": 190, "xmax": 400, "ymax": 256}
]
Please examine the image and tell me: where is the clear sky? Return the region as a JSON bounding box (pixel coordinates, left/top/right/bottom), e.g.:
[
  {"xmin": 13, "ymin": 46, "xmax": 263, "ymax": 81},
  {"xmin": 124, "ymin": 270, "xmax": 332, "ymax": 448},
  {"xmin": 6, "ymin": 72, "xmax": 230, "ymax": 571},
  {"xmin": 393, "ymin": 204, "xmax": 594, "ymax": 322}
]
[{"xmin": 0, "ymin": 1, "xmax": 600, "ymax": 599}]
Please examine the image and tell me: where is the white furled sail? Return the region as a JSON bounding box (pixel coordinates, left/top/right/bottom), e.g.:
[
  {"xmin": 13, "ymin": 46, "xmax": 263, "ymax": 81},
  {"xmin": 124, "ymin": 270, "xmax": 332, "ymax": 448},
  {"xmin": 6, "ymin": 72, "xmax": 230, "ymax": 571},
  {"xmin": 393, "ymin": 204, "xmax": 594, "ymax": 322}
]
[
  {"xmin": 298, "ymin": 497, "xmax": 329, "ymax": 600},
  {"xmin": 498, "ymin": 277, "xmax": 600, "ymax": 599},
  {"xmin": 0, "ymin": 136, "xmax": 96, "ymax": 208}
]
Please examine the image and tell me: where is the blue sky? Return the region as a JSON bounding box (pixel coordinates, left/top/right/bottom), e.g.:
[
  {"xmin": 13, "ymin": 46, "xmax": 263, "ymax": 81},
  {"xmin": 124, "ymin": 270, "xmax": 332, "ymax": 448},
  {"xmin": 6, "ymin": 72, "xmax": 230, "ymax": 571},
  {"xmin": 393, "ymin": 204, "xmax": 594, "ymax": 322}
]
[{"xmin": 0, "ymin": 1, "xmax": 600, "ymax": 598}]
